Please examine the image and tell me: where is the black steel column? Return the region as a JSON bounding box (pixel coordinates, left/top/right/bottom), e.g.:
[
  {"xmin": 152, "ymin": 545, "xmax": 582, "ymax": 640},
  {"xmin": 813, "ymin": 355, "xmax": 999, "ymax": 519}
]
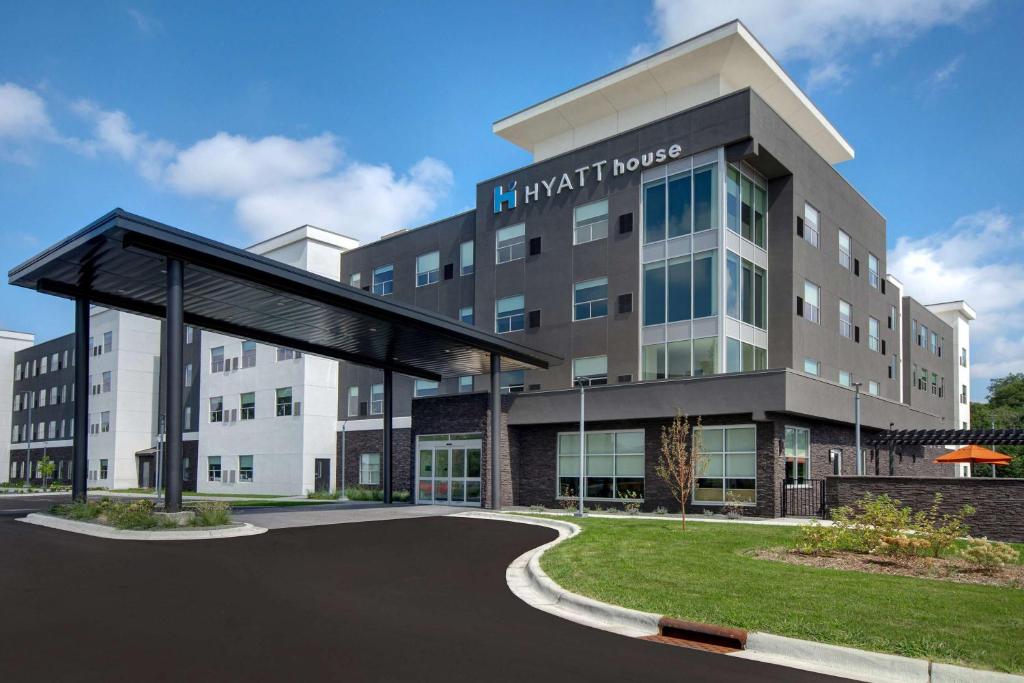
[
  {"xmin": 490, "ymin": 353, "xmax": 501, "ymax": 511},
  {"xmin": 72, "ymin": 298, "xmax": 89, "ymax": 501},
  {"xmin": 382, "ymin": 369, "xmax": 393, "ymax": 504},
  {"xmin": 164, "ymin": 258, "xmax": 184, "ymax": 512}
]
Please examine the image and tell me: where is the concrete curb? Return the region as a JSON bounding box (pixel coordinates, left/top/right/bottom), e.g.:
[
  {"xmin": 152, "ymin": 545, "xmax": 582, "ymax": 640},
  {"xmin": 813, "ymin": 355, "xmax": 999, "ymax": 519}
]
[
  {"xmin": 459, "ymin": 512, "xmax": 1023, "ymax": 683},
  {"xmin": 17, "ymin": 513, "xmax": 268, "ymax": 541},
  {"xmin": 456, "ymin": 511, "xmax": 660, "ymax": 638},
  {"xmin": 0, "ymin": 490, "xmax": 73, "ymax": 497}
]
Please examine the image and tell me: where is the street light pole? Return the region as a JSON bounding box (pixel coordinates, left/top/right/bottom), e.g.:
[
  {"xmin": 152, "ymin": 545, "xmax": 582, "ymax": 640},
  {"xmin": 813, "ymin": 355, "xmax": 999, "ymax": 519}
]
[
  {"xmin": 575, "ymin": 376, "xmax": 590, "ymax": 518},
  {"xmin": 852, "ymin": 382, "xmax": 863, "ymax": 475}
]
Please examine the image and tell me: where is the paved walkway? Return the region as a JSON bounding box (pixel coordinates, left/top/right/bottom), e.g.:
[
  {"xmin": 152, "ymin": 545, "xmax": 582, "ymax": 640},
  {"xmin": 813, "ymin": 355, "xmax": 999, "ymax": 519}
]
[{"xmin": 234, "ymin": 501, "xmax": 464, "ymax": 529}]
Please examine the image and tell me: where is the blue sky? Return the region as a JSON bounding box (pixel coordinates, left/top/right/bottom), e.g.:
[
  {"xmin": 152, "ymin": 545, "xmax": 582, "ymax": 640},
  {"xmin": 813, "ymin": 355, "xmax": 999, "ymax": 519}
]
[{"xmin": 1, "ymin": 0, "xmax": 1021, "ymax": 398}]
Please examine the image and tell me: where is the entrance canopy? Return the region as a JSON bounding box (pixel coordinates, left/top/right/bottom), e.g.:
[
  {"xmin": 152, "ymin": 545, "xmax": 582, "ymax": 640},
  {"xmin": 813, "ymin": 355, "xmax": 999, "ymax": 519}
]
[{"xmin": 8, "ymin": 209, "xmax": 559, "ymax": 380}]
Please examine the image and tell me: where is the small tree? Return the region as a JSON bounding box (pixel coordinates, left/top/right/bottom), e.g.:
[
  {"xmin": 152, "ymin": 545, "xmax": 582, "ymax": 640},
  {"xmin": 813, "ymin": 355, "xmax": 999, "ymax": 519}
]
[
  {"xmin": 655, "ymin": 413, "xmax": 705, "ymax": 530},
  {"xmin": 38, "ymin": 455, "xmax": 55, "ymax": 491}
]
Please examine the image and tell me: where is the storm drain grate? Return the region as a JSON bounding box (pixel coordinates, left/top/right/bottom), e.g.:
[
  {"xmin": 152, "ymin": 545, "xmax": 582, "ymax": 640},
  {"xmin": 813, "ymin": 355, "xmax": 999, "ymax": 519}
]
[{"xmin": 641, "ymin": 617, "xmax": 747, "ymax": 654}]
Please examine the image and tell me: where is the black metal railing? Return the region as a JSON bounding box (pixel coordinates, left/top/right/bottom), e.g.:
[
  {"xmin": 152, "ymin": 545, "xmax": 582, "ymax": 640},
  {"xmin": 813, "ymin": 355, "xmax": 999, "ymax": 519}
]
[{"xmin": 780, "ymin": 478, "xmax": 827, "ymax": 518}]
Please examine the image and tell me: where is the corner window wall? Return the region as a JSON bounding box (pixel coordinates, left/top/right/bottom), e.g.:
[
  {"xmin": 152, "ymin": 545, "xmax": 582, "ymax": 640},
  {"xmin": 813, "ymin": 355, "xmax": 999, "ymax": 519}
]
[
  {"xmin": 726, "ymin": 166, "xmax": 766, "ymax": 247},
  {"xmin": 725, "ymin": 251, "xmax": 766, "ymax": 329},
  {"xmin": 643, "ymin": 162, "xmax": 717, "ymax": 244}
]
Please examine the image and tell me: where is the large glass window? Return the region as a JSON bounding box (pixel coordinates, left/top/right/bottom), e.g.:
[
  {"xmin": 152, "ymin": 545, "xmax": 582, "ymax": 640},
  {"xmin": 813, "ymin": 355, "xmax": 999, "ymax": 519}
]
[
  {"xmin": 725, "ymin": 252, "xmax": 766, "ymax": 328},
  {"xmin": 869, "ymin": 317, "xmax": 880, "ymax": 351},
  {"xmin": 803, "ymin": 203, "xmax": 819, "ymax": 247},
  {"xmin": 784, "ymin": 426, "xmax": 810, "ymax": 485},
  {"xmin": 573, "ymin": 356, "xmax": 608, "ymax": 386},
  {"xmin": 644, "ymin": 163, "xmax": 717, "ymax": 244},
  {"xmin": 726, "ymin": 338, "xmax": 767, "ymax": 373},
  {"xmin": 643, "ymin": 180, "xmax": 666, "ymax": 243},
  {"xmin": 573, "ymin": 277, "xmax": 608, "ymax": 321},
  {"xmin": 694, "ymin": 426, "xmax": 756, "ymax": 504},
  {"xmin": 495, "ymin": 295, "xmax": 524, "ymax": 333},
  {"xmin": 838, "ymin": 230, "xmax": 851, "ymax": 269},
  {"xmin": 495, "ymin": 224, "xmax": 525, "ymax": 264},
  {"xmin": 460, "ymin": 241, "xmax": 474, "ymax": 276},
  {"xmin": 416, "ymin": 251, "xmax": 440, "ymax": 287},
  {"xmin": 573, "ymin": 199, "xmax": 608, "ymax": 245},
  {"xmin": 275, "ymin": 387, "xmax": 293, "ymax": 416},
  {"xmin": 414, "ymin": 379, "xmax": 439, "ymax": 397},
  {"xmin": 692, "ymin": 337, "xmax": 717, "ymax": 376},
  {"xmin": 643, "ymin": 262, "xmax": 666, "ymax": 326},
  {"xmin": 239, "ymin": 455, "xmax": 253, "ymax": 482},
  {"xmin": 693, "ymin": 251, "xmax": 717, "ymax": 318},
  {"xmin": 557, "ymin": 430, "xmax": 644, "ymax": 500},
  {"xmin": 839, "ymin": 300, "xmax": 852, "ymax": 338},
  {"xmin": 727, "ymin": 167, "xmax": 766, "ymax": 247},
  {"xmin": 803, "ymin": 280, "xmax": 820, "ymax": 323},
  {"xmin": 240, "ymin": 392, "xmax": 255, "ymax": 420},
  {"xmin": 372, "ymin": 265, "xmax": 394, "ymax": 295}
]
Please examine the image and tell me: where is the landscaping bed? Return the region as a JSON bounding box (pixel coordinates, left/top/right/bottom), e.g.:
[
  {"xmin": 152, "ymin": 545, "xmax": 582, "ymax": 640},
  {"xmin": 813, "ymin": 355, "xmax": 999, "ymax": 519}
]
[
  {"xmin": 49, "ymin": 498, "xmax": 235, "ymax": 530},
  {"xmin": 539, "ymin": 515, "xmax": 1024, "ymax": 674}
]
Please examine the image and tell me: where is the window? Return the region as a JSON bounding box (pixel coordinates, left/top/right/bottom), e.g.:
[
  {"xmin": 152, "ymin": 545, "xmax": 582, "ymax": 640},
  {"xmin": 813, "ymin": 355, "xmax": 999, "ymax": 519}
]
[
  {"xmin": 500, "ymin": 370, "xmax": 525, "ymax": 393},
  {"xmin": 868, "ymin": 253, "xmax": 879, "ymax": 288},
  {"xmin": 276, "ymin": 347, "xmax": 301, "ymax": 361},
  {"xmin": 803, "ymin": 358, "xmax": 821, "ymax": 376},
  {"xmin": 961, "ymin": 384, "xmax": 968, "ymax": 404},
  {"xmin": 184, "ymin": 363, "xmax": 193, "ymax": 387},
  {"xmin": 573, "ymin": 277, "xmax": 608, "ymax": 321},
  {"xmin": 372, "ymin": 264, "xmax": 394, "ymax": 295},
  {"xmin": 62, "ymin": 385, "xmax": 67, "ymax": 403},
  {"xmin": 930, "ymin": 331, "xmax": 938, "ymax": 355},
  {"xmin": 460, "ymin": 240, "xmax": 474, "ymax": 276},
  {"xmin": 48, "ymin": 421, "xmax": 56, "ymax": 439},
  {"xmin": 573, "ymin": 356, "xmax": 608, "ymax": 386},
  {"xmin": 14, "ymin": 363, "xmax": 21, "ymax": 381},
  {"xmin": 276, "ymin": 387, "xmax": 293, "ymax": 416},
  {"xmin": 557, "ymin": 430, "xmax": 644, "ymax": 500},
  {"xmin": 645, "ymin": 250, "xmax": 716, "ymax": 325},
  {"xmin": 495, "ymin": 295, "xmax": 525, "ymax": 333},
  {"xmin": 184, "ymin": 406, "xmax": 191, "ymax": 427},
  {"xmin": 103, "ymin": 331, "xmax": 112, "ymax": 352},
  {"xmin": 100, "ymin": 412, "xmax": 110, "ymax": 433},
  {"xmin": 803, "ymin": 280, "xmax": 820, "ymax": 323},
  {"xmin": 239, "ymin": 455, "xmax": 253, "ymax": 482},
  {"xmin": 869, "ymin": 381, "xmax": 880, "ymax": 396},
  {"xmin": 414, "ymin": 379, "xmax": 440, "ymax": 397},
  {"xmin": 14, "ymin": 394, "xmax": 20, "ymax": 411},
  {"xmin": 726, "ymin": 166, "xmax": 767, "ymax": 247},
  {"xmin": 694, "ymin": 426, "xmax": 756, "ymax": 503},
  {"xmin": 495, "ymin": 223, "xmax": 526, "ymax": 264},
  {"xmin": 931, "ymin": 372, "xmax": 938, "ymax": 395},
  {"xmin": 99, "ymin": 459, "xmax": 109, "ymax": 479},
  {"xmin": 838, "ymin": 300, "xmax": 852, "ymax": 338},
  {"xmin": 868, "ymin": 317, "xmax": 880, "ymax": 352},
  {"xmin": 459, "ymin": 306, "xmax": 474, "ymax": 325},
  {"xmin": 839, "ymin": 370, "xmax": 852, "ymax": 387},
  {"xmin": 370, "ymin": 383, "xmax": 384, "ymax": 415},
  {"xmin": 210, "ymin": 396, "xmax": 224, "ymax": 422},
  {"xmin": 573, "ymin": 199, "xmax": 608, "ymax": 245},
  {"xmin": 803, "ymin": 203, "xmax": 819, "ymax": 247},
  {"xmin": 784, "ymin": 427, "xmax": 810, "ymax": 485},
  {"xmin": 349, "ymin": 273, "xmax": 361, "ymax": 288},
  {"xmin": 347, "ymin": 387, "xmax": 359, "ymax": 416},
  {"xmin": 208, "ymin": 456, "xmax": 222, "ymax": 482},
  {"xmin": 241, "ymin": 340, "xmax": 257, "ymax": 368},
  {"xmin": 919, "ymin": 323, "xmax": 927, "ymax": 347},
  {"xmin": 415, "ymin": 251, "xmax": 440, "ymax": 287},
  {"xmin": 186, "ymin": 325, "xmax": 194, "ymax": 344},
  {"xmin": 360, "ymin": 453, "xmax": 381, "ymax": 485},
  {"xmin": 38, "ymin": 389, "xmax": 46, "ymax": 407},
  {"xmin": 725, "ymin": 252, "xmax": 766, "ymax": 328},
  {"xmin": 725, "ymin": 338, "xmax": 767, "ymax": 373},
  {"xmin": 240, "ymin": 392, "xmax": 255, "ymax": 420},
  {"xmin": 645, "ymin": 163, "xmax": 717, "ymax": 244},
  {"xmin": 458, "ymin": 376, "xmax": 473, "ymax": 393},
  {"xmin": 890, "ymin": 354, "xmax": 898, "ymax": 380},
  {"xmin": 838, "ymin": 230, "xmax": 851, "ymax": 269},
  {"xmin": 40, "ymin": 356, "xmax": 48, "ymax": 374},
  {"xmin": 52, "ymin": 352, "xmax": 59, "ymax": 370},
  {"xmin": 960, "ymin": 347, "xmax": 968, "ymax": 367},
  {"xmin": 102, "ymin": 371, "xmax": 111, "ymax": 393},
  {"xmin": 50, "ymin": 387, "xmax": 58, "ymax": 404},
  {"xmin": 211, "ymin": 346, "xmax": 225, "ymax": 372},
  {"xmin": 888, "ymin": 304, "xmax": 896, "ymax": 330}
]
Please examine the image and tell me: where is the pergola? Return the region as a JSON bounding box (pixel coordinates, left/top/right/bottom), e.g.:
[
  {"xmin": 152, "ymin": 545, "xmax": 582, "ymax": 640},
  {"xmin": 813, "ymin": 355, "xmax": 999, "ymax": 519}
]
[
  {"xmin": 866, "ymin": 428, "xmax": 1024, "ymax": 475},
  {"xmin": 8, "ymin": 209, "xmax": 559, "ymax": 511}
]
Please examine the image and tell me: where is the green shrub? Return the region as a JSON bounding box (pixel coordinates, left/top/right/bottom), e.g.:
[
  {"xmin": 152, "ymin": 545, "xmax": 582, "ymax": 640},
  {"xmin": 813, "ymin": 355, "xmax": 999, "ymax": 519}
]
[
  {"xmin": 191, "ymin": 501, "xmax": 232, "ymax": 527},
  {"xmin": 912, "ymin": 493, "xmax": 975, "ymax": 558},
  {"xmin": 558, "ymin": 486, "xmax": 578, "ymax": 512},
  {"xmin": 654, "ymin": 506, "xmax": 668, "ymax": 515},
  {"xmin": 307, "ymin": 489, "xmax": 342, "ymax": 500},
  {"xmin": 392, "ymin": 490, "xmax": 411, "ymax": 503},
  {"xmin": 529, "ymin": 505, "xmax": 546, "ymax": 513},
  {"xmin": 104, "ymin": 499, "xmax": 158, "ymax": 530},
  {"xmin": 51, "ymin": 500, "xmax": 102, "ymax": 521},
  {"xmin": 345, "ymin": 486, "xmax": 383, "ymax": 501},
  {"xmin": 620, "ymin": 490, "xmax": 642, "ymax": 515},
  {"xmin": 960, "ymin": 537, "xmax": 1020, "ymax": 571}
]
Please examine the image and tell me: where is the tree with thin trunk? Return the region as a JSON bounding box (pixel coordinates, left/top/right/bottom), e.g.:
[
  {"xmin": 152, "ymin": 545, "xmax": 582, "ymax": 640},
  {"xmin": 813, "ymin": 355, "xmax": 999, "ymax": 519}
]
[
  {"xmin": 655, "ymin": 413, "xmax": 704, "ymax": 530},
  {"xmin": 38, "ymin": 455, "xmax": 55, "ymax": 492}
]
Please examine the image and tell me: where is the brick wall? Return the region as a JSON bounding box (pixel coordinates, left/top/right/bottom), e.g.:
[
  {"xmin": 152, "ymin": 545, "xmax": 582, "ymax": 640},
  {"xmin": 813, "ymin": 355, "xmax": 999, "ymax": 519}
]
[
  {"xmin": 825, "ymin": 476, "xmax": 1024, "ymax": 542},
  {"xmin": 336, "ymin": 428, "xmax": 412, "ymax": 495}
]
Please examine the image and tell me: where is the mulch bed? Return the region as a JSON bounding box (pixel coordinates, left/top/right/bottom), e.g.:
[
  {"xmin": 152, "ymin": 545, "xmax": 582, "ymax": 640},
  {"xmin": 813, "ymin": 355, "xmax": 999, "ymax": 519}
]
[{"xmin": 754, "ymin": 548, "xmax": 1024, "ymax": 589}]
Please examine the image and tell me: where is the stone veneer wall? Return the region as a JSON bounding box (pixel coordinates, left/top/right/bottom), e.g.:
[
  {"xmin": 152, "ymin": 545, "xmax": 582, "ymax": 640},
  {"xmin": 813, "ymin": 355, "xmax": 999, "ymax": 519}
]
[
  {"xmin": 337, "ymin": 428, "xmax": 412, "ymax": 495},
  {"xmin": 825, "ymin": 476, "xmax": 1024, "ymax": 542}
]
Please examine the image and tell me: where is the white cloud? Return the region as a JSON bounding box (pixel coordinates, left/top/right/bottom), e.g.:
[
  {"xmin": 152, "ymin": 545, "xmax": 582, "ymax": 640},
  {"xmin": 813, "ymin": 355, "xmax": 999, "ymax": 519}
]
[
  {"xmin": 126, "ymin": 8, "xmax": 158, "ymax": 34},
  {"xmin": 634, "ymin": 0, "xmax": 987, "ymax": 89},
  {"xmin": 806, "ymin": 62, "xmax": 848, "ymax": 92},
  {"xmin": 0, "ymin": 83, "xmax": 54, "ymax": 139},
  {"xmin": 927, "ymin": 55, "xmax": 965, "ymax": 88},
  {"xmin": 70, "ymin": 99, "xmax": 175, "ymax": 181},
  {"xmin": 888, "ymin": 210, "xmax": 1024, "ymax": 395}
]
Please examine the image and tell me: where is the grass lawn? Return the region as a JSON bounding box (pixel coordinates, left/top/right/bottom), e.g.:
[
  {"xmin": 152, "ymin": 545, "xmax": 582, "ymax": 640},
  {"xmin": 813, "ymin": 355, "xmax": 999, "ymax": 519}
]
[
  {"xmin": 111, "ymin": 488, "xmax": 284, "ymax": 499},
  {"xmin": 539, "ymin": 517, "xmax": 1024, "ymax": 674},
  {"xmin": 225, "ymin": 499, "xmax": 334, "ymax": 508}
]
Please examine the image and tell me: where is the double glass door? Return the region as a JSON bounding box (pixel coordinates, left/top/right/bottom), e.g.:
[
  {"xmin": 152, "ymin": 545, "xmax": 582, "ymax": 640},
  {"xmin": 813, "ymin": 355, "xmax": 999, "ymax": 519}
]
[{"xmin": 416, "ymin": 434, "xmax": 482, "ymax": 506}]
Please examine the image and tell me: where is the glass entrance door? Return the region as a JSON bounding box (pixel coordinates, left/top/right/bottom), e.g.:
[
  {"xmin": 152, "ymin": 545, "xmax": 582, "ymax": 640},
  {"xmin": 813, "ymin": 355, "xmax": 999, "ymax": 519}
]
[{"xmin": 416, "ymin": 434, "xmax": 482, "ymax": 506}]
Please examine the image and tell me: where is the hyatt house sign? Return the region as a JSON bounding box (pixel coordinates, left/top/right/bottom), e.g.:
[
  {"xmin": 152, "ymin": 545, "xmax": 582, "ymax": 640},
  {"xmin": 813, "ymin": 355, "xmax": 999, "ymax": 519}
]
[{"xmin": 493, "ymin": 143, "xmax": 683, "ymax": 214}]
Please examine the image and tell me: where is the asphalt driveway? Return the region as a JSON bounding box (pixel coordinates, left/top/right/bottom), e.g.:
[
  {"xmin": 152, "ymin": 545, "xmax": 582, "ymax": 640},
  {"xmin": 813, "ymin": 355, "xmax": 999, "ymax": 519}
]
[{"xmin": 0, "ymin": 498, "xmax": 848, "ymax": 682}]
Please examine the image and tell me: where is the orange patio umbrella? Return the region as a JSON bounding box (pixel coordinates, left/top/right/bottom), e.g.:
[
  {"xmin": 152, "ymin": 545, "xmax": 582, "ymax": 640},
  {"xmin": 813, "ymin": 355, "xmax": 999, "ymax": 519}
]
[{"xmin": 933, "ymin": 444, "xmax": 1012, "ymax": 465}]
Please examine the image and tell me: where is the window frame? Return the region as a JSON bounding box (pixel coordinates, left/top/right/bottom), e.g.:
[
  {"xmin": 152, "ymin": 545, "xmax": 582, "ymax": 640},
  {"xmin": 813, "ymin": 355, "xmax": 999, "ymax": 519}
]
[
  {"xmin": 803, "ymin": 203, "xmax": 820, "ymax": 248},
  {"xmin": 239, "ymin": 455, "xmax": 254, "ymax": 482},
  {"xmin": 803, "ymin": 280, "xmax": 820, "ymax": 324},
  {"xmin": 838, "ymin": 299, "xmax": 852, "ymax": 338},
  {"xmin": 838, "ymin": 229, "xmax": 851, "ymax": 269},
  {"xmin": 372, "ymin": 264, "xmax": 394, "ymax": 296},
  {"xmin": 495, "ymin": 295, "xmax": 525, "ymax": 334},
  {"xmin": 415, "ymin": 251, "xmax": 440, "ymax": 287},
  {"xmin": 240, "ymin": 392, "xmax": 256, "ymax": 420},
  {"xmin": 209, "ymin": 396, "xmax": 224, "ymax": 423},
  {"xmin": 275, "ymin": 387, "xmax": 293, "ymax": 416},
  {"xmin": 573, "ymin": 198, "xmax": 609, "ymax": 245},
  {"xmin": 555, "ymin": 428, "xmax": 645, "ymax": 501},
  {"xmin": 460, "ymin": 241, "xmax": 474, "ymax": 276},
  {"xmin": 572, "ymin": 355, "xmax": 608, "ymax": 386},
  {"xmin": 208, "ymin": 456, "xmax": 222, "ymax": 482},
  {"xmin": 573, "ymin": 277, "xmax": 609, "ymax": 321},
  {"xmin": 784, "ymin": 426, "xmax": 811, "ymax": 486},
  {"xmin": 360, "ymin": 453, "xmax": 382, "ymax": 485},
  {"xmin": 495, "ymin": 223, "xmax": 526, "ymax": 264}
]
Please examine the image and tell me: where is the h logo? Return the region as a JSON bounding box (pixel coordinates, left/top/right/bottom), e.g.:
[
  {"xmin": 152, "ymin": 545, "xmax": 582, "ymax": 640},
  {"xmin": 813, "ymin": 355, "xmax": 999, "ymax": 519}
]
[{"xmin": 493, "ymin": 181, "xmax": 517, "ymax": 214}]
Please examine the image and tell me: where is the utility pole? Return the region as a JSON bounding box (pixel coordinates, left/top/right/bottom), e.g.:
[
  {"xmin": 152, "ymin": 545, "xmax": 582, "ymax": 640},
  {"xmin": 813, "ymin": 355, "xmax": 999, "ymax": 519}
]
[
  {"xmin": 25, "ymin": 397, "xmax": 33, "ymax": 485},
  {"xmin": 853, "ymin": 383, "xmax": 863, "ymax": 475},
  {"xmin": 575, "ymin": 376, "xmax": 590, "ymax": 518}
]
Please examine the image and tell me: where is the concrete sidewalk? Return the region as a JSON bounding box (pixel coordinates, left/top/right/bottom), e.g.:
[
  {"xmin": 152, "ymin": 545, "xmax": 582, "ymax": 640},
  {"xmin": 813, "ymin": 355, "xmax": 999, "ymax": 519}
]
[{"xmin": 233, "ymin": 501, "xmax": 464, "ymax": 529}]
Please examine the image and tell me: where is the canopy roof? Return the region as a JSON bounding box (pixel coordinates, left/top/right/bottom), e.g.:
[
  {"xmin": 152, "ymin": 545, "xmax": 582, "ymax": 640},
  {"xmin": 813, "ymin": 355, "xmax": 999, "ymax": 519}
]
[
  {"xmin": 8, "ymin": 209, "xmax": 560, "ymax": 381},
  {"xmin": 934, "ymin": 445, "xmax": 1012, "ymax": 465}
]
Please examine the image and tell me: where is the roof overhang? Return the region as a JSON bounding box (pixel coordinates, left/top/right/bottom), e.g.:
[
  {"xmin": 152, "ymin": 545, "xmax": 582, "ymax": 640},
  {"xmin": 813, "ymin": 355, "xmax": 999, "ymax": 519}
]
[
  {"xmin": 493, "ymin": 20, "xmax": 854, "ymax": 165},
  {"xmin": 8, "ymin": 209, "xmax": 560, "ymax": 381},
  {"xmin": 925, "ymin": 300, "xmax": 977, "ymax": 322}
]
